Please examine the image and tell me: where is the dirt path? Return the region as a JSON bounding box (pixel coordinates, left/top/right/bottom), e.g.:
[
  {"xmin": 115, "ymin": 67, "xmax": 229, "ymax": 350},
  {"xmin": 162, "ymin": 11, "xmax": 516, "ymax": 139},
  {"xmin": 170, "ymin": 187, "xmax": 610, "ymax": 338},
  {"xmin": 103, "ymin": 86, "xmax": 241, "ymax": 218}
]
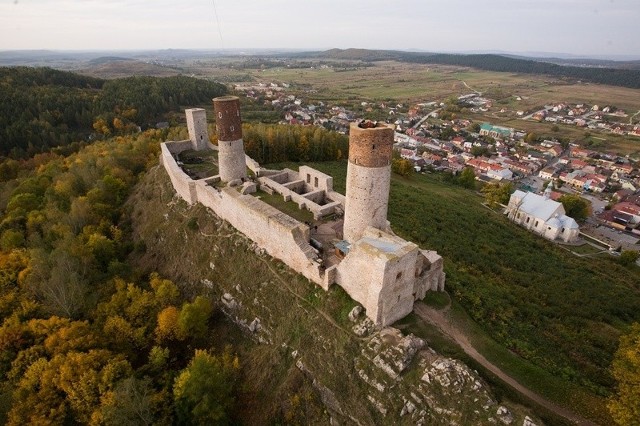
[{"xmin": 413, "ymin": 302, "xmax": 597, "ymax": 426}]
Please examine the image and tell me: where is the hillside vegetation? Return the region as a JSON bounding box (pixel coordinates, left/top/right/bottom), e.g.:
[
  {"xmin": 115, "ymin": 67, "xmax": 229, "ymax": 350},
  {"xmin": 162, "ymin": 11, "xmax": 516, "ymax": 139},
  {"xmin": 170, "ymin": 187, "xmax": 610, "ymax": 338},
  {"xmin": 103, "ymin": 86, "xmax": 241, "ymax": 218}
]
[
  {"xmin": 282, "ymin": 161, "xmax": 638, "ymax": 421},
  {"xmin": 0, "ymin": 67, "xmax": 226, "ymax": 158}
]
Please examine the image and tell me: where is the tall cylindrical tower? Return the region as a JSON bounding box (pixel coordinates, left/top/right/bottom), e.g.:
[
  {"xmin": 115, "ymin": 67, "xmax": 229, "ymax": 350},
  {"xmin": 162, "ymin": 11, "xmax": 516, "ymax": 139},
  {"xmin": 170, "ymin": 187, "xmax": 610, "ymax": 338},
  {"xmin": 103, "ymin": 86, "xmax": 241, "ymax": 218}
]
[
  {"xmin": 343, "ymin": 121, "xmax": 394, "ymax": 243},
  {"xmin": 213, "ymin": 96, "xmax": 247, "ymax": 182}
]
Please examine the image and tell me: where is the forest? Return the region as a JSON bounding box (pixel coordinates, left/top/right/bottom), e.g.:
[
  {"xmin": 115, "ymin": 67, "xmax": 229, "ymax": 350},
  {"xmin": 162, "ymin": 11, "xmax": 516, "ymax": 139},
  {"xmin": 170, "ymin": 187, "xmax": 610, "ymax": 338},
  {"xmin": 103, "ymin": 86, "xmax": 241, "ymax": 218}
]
[
  {"xmin": 0, "ymin": 128, "xmax": 245, "ymax": 424},
  {"xmin": 238, "ymin": 123, "xmax": 349, "ymax": 164},
  {"xmin": 0, "ymin": 67, "xmax": 227, "ymax": 158}
]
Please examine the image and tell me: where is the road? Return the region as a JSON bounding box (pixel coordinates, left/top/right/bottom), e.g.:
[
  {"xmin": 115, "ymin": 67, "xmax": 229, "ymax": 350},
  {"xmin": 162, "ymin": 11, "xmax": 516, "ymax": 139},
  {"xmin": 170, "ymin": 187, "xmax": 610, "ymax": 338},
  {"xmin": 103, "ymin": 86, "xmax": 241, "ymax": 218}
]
[
  {"xmin": 461, "ymin": 80, "xmax": 482, "ymax": 95},
  {"xmin": 414, "ymin": 302, "xmax": 597, "ymax": 426},
  {"xmin": 412, "ymin": 108, "xmax": 441, "ymax": 129}
]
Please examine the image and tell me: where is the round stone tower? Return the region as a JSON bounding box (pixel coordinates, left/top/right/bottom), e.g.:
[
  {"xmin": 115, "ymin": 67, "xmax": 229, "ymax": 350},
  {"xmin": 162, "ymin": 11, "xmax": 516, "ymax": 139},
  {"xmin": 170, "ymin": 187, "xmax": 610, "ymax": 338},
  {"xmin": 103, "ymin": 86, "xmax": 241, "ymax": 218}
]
[
  {"xmin": 213, "ymin": 96, "xmax": 247, "ymax": 182},
  {"xmin": 343, "ymin": 121, "xmax": 394, "ymax": 243}
]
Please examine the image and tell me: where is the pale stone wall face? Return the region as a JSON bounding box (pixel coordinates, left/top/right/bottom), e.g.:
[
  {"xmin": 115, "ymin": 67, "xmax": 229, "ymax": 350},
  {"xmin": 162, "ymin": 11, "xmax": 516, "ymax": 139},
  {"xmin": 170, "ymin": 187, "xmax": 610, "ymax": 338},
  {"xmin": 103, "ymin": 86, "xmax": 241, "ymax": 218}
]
[
  {"xmin": 343, "ymin": 164, "xmax": 391, "ymax": 242},
  {"xmin": 161, "ymin": 141, "xmax": 197, "ymax": 204},
  {"xmin": 335, "ymin": 228, "xmax": 445, "ymax": 327},
  {"xmin": 299, "ymin": 165, "xmax": 333, "ymax": 192},
  {"xmin": 185, "ymin": 108, "xmax": 209, "ymax": 151},
  {"xmin": 218, "ymin": 139, "xmax": 247, "ymax": 182},
  {"xmin": 194, "ymin": 183, "xmax": 324, "ymax": 285}
]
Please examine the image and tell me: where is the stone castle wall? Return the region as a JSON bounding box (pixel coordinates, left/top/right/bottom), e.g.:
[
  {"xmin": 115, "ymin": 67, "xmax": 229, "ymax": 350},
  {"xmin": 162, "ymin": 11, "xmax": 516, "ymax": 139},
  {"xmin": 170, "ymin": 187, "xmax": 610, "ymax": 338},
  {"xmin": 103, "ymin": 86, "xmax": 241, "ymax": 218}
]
[
  {"xmin": 161, "ymin": 142, "xmax": 324, "ymax": 286},
  {"xmin": 161, "ymin": 111, "xmax": 445, "ymax": 327},
  {"xmin": 161, "ymin": 141, "xmax": 198, "ymax": 204},
  {"xmin": 334, "ymin": 227, "xmax": 444, "ymax": 326}
]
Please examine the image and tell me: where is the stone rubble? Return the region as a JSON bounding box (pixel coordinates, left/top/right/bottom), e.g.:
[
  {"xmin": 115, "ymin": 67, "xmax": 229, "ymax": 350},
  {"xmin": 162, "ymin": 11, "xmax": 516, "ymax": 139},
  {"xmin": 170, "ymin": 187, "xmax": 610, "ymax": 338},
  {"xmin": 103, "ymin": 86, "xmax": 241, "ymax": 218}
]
[{"xmin": 348, "ymin": 305, "xmax": 364, "ymax": 322}]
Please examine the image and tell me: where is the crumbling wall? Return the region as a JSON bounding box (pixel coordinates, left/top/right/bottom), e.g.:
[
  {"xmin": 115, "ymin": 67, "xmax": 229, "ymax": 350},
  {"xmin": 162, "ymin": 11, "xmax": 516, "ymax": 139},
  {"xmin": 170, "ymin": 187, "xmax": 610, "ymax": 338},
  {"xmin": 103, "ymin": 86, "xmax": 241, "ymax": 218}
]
[
  {"xmin": 259, "ymin": 168, "xmax": 345, "ymax": 220},
  {"xmin": 299, "ymin": 165, "xmax": 334, "ymax": 192},
  {"xmin": 161, "ymin": 143, "xmax": 325, "ymax": 285},
  {"xmin": 161, "ymin": 141, "xmax": 197, "ymax": 204},
  {"xmin": 194, "ymin": 183, "xmax": 324, "ymax": 285}
]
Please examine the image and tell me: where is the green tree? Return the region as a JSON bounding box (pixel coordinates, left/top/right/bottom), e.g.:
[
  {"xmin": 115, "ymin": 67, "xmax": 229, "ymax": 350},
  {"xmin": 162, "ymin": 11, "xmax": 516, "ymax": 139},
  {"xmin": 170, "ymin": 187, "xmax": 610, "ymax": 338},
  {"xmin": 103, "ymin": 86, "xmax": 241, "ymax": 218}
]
[
  {"xmin": 558, "ymin": 194, "xmax": 591, "ymax": 222},
  {"xmin": 619, "ymin": 250, "xmax": 639, "ymax": 267},
  {"xmin": 457, "ymin": 167, "xmax": 476, "ymax": 189},
  {"xmin": 525, "ymin": 132, "xmax": 538, "ymax": 143},
  {"xmin": 481, "ymin": 182, "xmax": 514, "ymax": 208},
  {"xmin": 471, "ymin": 145, "xmax": 490, "ymax": 157},
  {"xmin": 391, "ymin": 158, "xmax": 414, "ymax": 177},
  {"xmin": 99, "ymin": 377, "xmax": 159, "ymax": 426},
  {"xmin": 609, "ymin": 323, "xmax": 640, "ymax": 425},
  {"xmin": 178, "ymin": 296, "xmax": 212, "ymax": 340},
  {"xmin": 173, "ymin": 349, "xmax": 239, "ymax": 425}
]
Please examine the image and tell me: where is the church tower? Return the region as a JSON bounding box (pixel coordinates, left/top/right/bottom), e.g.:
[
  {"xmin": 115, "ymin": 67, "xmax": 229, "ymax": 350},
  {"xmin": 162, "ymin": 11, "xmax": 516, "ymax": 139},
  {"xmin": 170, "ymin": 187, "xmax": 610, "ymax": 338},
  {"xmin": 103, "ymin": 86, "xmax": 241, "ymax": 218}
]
[
  {"xmin": 342, "ymin": 121, "xmax": 394, "ymax": 243},
  {"xmin": 213, "ymin": 96, "xmax": 247, "ymax": 182}
]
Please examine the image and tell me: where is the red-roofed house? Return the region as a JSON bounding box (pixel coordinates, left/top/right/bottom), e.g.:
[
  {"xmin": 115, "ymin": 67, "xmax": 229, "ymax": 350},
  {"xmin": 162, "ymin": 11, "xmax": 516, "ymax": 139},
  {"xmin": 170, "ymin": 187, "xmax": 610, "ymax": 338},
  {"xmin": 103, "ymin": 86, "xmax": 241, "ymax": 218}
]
[{"xmin": 613, "ymin": 202, "xmax": 640, "ymax": 223}]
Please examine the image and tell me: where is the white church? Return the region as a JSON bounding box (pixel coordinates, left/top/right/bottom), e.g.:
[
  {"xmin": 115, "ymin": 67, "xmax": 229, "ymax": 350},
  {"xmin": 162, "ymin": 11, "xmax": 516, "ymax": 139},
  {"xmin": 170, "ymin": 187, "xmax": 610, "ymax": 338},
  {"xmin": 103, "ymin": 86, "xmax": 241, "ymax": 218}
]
[{"xmin": 505, "ymin": 186, "xmax": 580, "ymax": 243}]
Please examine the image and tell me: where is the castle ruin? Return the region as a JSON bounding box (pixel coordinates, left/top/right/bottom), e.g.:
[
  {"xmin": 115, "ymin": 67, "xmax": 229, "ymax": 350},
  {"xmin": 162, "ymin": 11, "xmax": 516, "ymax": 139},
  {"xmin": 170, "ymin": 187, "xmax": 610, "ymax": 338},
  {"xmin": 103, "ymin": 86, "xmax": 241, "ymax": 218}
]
[{"xmin": 161, "ymin": 96, "xmax": 445, "ymax": 326}]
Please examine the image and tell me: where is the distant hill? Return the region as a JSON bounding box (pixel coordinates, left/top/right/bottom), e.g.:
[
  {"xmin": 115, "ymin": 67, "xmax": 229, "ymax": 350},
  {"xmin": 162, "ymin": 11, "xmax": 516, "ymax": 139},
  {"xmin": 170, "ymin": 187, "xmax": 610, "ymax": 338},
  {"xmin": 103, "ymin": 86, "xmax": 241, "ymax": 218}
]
[
  {"xmin": 296, "ymin": 49, "xmax": 640, "ymax": 89},
  {"xmin": 79, "ymin": 58, "xmax": 183, "ymax": 79}
]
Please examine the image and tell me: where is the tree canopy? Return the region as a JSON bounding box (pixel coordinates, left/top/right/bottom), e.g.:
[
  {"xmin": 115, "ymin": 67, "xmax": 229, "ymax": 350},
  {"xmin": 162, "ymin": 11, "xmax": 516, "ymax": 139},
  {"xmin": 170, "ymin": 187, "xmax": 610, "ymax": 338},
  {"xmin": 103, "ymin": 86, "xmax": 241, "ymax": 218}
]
[
  {"xmin": 0, "ymin": 67, "xmax": 227, "ymax": 158},
  {"xmin": 559, "ymin": 194, "xmax": 591, "ymax": 222}
]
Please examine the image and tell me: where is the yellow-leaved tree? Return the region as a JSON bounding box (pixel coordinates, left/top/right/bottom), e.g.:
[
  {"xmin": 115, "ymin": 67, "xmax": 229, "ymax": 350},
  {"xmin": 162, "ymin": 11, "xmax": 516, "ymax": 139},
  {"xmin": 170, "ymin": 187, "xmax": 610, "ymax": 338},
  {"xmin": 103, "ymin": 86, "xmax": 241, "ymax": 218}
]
[{"xmin": 609, "ymin": 323, "xmax": 640, "ymax": 425}]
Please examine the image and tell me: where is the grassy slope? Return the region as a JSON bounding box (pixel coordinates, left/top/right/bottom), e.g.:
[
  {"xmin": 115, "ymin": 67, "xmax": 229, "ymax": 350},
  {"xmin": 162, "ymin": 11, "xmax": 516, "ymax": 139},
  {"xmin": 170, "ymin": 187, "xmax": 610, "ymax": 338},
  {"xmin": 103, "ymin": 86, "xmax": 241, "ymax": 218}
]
[
  {"xmin": 276, "ymin": 160, "xmax": 639, "ymax": 425},
  {"xmin": 125, "ymin": 164, "xmax": 538, "ymax": 425}
]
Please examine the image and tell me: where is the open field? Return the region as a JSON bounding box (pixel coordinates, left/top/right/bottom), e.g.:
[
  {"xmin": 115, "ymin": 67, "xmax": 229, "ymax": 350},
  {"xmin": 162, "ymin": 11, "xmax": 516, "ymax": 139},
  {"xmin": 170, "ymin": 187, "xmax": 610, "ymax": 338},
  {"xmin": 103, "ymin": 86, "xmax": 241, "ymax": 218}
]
[
  {"xmin": 218, "ymin": 59, "xmax": 640, "ymax": 155},
  {"xmin": 244, "ymin": 61, "xmax": 640, "ymax": 113}
]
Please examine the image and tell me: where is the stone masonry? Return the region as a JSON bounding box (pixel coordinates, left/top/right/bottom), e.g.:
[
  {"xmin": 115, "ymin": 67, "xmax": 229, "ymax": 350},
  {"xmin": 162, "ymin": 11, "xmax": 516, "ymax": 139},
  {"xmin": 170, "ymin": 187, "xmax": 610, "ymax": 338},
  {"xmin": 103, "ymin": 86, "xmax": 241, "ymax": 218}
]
[
  {"xmin": 185, "ymin": 108, "xmax": 209, "ymax": 151},
  {"xmin": 343, "ymin": 122, "xmax": 394, "ymax": 243},
  {"xmin": 213, "ymin": 96, "xmax": 247, "ymax": 183},
  {"xmin": 162, "ymin": 105, "xmax": 445, "ymax": 327}
]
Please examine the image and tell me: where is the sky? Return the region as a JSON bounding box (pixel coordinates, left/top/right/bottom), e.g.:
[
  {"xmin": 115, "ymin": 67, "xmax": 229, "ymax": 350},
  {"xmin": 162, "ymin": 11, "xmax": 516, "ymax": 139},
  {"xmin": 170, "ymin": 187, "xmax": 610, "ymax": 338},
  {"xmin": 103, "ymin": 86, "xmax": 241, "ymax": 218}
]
[{"xmin": 1, "ymin": 0, "xmax": 639, "ymax": 59}]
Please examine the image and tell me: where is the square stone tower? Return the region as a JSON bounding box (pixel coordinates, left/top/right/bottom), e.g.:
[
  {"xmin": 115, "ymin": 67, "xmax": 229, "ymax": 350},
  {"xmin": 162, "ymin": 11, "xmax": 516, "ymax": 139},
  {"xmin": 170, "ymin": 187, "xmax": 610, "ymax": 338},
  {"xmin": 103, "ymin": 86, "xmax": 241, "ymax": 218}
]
[{"xmin": 185, "ymin": 108, "xmax": 209, "ymax": 151}]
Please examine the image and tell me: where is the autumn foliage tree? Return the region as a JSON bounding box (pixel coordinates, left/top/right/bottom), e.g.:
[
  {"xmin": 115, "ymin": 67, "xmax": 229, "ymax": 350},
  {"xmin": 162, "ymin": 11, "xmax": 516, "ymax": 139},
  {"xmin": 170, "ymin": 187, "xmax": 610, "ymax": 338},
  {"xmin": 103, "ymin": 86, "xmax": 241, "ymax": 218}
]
[
  {"xmin": 609, "ymin": 323, "xmax": 640, "ymax": 425},
  {"xmin": 173, "ymin": 348, "xmax": 240, "ymax": 425}
]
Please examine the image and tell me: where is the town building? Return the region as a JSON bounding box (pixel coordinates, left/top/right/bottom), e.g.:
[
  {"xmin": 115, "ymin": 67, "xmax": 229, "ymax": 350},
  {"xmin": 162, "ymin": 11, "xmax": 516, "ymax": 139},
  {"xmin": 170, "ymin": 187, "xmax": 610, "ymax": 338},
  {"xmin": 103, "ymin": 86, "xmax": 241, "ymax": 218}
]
[{"xmin": 505, "ymin": 186, "xmax": 580, "ymax": 243}]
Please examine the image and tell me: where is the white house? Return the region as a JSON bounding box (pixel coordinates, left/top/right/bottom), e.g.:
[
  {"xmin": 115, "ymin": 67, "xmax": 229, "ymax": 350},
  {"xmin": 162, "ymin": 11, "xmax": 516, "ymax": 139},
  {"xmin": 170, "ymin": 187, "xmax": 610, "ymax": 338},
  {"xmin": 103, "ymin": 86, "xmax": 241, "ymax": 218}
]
[
  {"xmin": 505, "ymin": 186, "xmax": 580, "ymax": 243},
  {"xmin": 487, "ymin": 167, "xmax": 513, "ymax": 181}
]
